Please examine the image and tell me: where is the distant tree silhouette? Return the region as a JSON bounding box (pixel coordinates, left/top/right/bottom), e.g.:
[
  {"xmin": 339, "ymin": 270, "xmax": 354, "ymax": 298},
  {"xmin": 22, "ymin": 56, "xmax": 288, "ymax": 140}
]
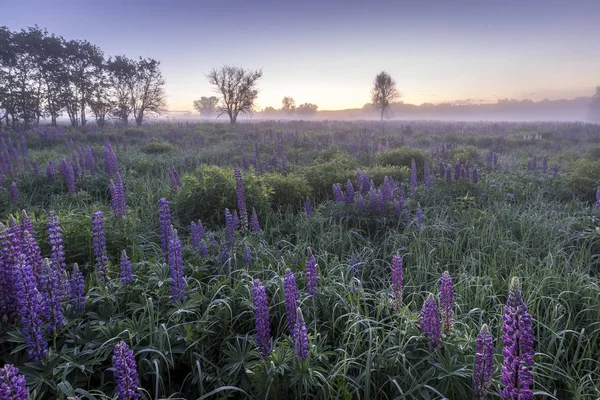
[
  {"xmin": 281, "ymin": 96, "xmax": 295, "ymax": 114},
  {"xmin": 207, "ymin": 65, "xmax": 263, "ymax": 124},
  {"xmin": 296, "ymin": 103, "xmax": 318, "ymax": 117},
  {"xmin": 371, "ymin": 71, "xmax": 401, "ymax": 121},
  {"xmin": 193, "ymin": 96, "xmax": 219, "ymax": 117},
  {"xmin": 590, "ymin": 86, "xmax": 600, "ymax": 123}
]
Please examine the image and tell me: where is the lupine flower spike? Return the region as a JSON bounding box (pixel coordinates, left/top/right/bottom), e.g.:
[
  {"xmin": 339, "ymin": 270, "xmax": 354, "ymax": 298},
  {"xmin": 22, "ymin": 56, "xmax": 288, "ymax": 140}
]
[
  {"xmin": 419, "ymin": 294, "xmax": 441, "ymax": 351},
  {"xmin": 440, "ymin": 271, "xmax": 454, "ymax": 334},
  {"xmin": 473, "ymin": 324, "xmax": 494, "ymax": 400},
  {"xmin": 391, "ymin": 254, "xmax": 403, "ymax": 307},
  {"xmin": 294, "ymin": 307, "xmax": 309, "ymax": 360},
  {"xmin": 305, "ymin": 248, "xmax": 318, "ymax": 297},
  {"xmin": 112, "ymin": 341, "xmax": 140, "ymax": 400},
  {"xmin": 500, "ymin": 277, "xmax": 535, "ymax": 400},
  {"xmin": 252, "ymin": 279, "xmax": 271, "ymax": 359},
  {"xmin": 284, "ymin": 269, "xmax": 299, "ymax": 335},
  {"xmin": 0, "ymin": 364, "xmax": 29, "ymax": 400}
]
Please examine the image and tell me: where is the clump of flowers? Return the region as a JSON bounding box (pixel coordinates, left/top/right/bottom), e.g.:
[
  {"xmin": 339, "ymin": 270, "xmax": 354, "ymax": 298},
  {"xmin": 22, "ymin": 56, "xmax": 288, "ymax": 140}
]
[
  {"xmin": 92, "ymin": 211, "xmax": 109, "ymax": 283},
  {"xmin": 168, "ymin": 227, "xmax": 185, "ymax": 302},
  {"xmin": 69, "ymin": 263, "xmax": 86, "ymax": 313},
  {"xmin": 0, "ymin": 364, "xmax": 29, "ymax": 400},
  {"xmin": 109, "ymin": 173, "xmax": 126, "ymax": 218},
  {"xmin": 250, "ymin": 207, "xmax": 261, "ymax": 233},
  {"xmin": 294, "ymin": 307, "xmax": 309, "ymax": 360},
  {"xmin": 284, "ymin": 269, "xmax": 299, "ymax": 335}
]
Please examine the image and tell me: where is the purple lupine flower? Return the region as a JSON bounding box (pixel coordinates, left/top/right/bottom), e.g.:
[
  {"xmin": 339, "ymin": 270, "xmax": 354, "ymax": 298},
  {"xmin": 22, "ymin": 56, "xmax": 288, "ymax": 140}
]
[
  {"xmin": 219, "ymin": 241, "xmax": 230, "ymax": 263},
  {"xmin": 294, "ymin": 307, "xmax": 309, "ymax": 360},
  {"xmin": 391, "ymin": 254, "xmax": 403, "ymax": 307},
  {"xmin": 190, "ymin": 221, "xmax": 201, "ymax": 249},
  {"xmin": 369, "ymin": 186, "xmax": 378, "ymax": 213},
  {"xmin": 69, "ymin": 263, "xmax": 86, "ymax": 313},
  {"xmin": 21, "ymin": 226, "xmax": 42, "ymax": 285},
  {"xmin": 349, "ymin": 255, "xmax": 359, "ymax": 277},
  {"xmin": 0, "ymin": 364, "xmax": 29, "ymax": 400},
  {"xmin": 103, "ymin": 142, "xmax": 119, "ymax": 175},
  {"xmin": 168, "ymin": 168, "xmax": 182, "ymax": 190},
  {"xmin": 243, "ymin": 245, "xmax": 252, "ymax": 266},
  {"xmin": 38, "ymin": 256, "xmax": 65, "ymax": 333},
  {"xmin": 232, "ymin": 210, "xmax": 240, "ymax": 229},
  {"xmin": 13, "ymin": 253, "xmax": 48, "ymax": 361},
  {"xmin": 158, "ymin": 198, "xmax": 172, "ymax": 262},
  {"xmin": 410, "ymin": 158, "xmax": 417, "ymax": 193},
  {"xmin": 109, "ymin": 174, "xmax": 126, "ymax": 218},
  {"xmin": 47, "ymin": 211, "xmax": 67, "ymax": 292},
  {"xmin": 473, "ymin": 324, "xmax": 494, "ymax": 400},
  {"xmin": 71, "ymin": 160, "xmax": 81, "ymax": 179},
  {"xmin": 9, "ymin": 182, "xmax": 18, "ymax": 202},
  {"xmin": 446, "ymin": 165, "xmax": 452, "ymax": 183},
  {"xmin": 0, "ymin": 223, "xmax": 17, "ymax": 319},
  {"xmin": 346, "ymin": 179, "xmax": 355, "ymax": 204},
  {"xmin": 440, "ymin": 271, "xmax": 454, "ymax": 333},
  {"xmin": 252, "ymin": 279, "xmax": 271, "ymax": 359},
  {"xmin": 283, "ymin": 269, "xmax": 299, "ymax": 335},
  {"xmin": 168, "ymin": 227, "xmax": 185, "ymax": 302},
  {"xmin": 224, "ymin": 208, "xmax": 235, "ymax": 248},
  {"xmin": 46, "ymin": 160, "xmax": 56, "ymax": 181},
  {"xmin": 472, "ymin": 168, "xmax": 479, "ymax": 184},
  {"xmin": 361, "ymin": 172, "xmax": 370, "ymax": 195},
  {"xmin": 357, "ymin": 194, "xmax": 365, "ymax": 211},
  {"xmin": 333, "ymin": 183, "xmax": 344, "ymax": 202},
  {"xmin": 305, "ymin": 197, "xmax": 313, "ymax": 217},
  {"xmin": 195, "ymin": 239, "xmax": 207, "ymax": 257},
  {"xmin": 596, "ymin": 187, "xmax": 600, "ymax": 216},
  {"xmin": 419, "ymin": 294, "xmax": 441, "ymax": 351},
  {"xmin": 500, "ymin": 277, "xmax": 535, "ymax": 400},
  {"xmin": 250, "ymin": 207, "xmax": 261, "ymax": 233},
  {"xmin": 112, "ymin": 341, "xmax": 141, "ymax": 400},
  {"xmin": 305, "ymin": 248, "xmax": 318, "ymax": 297},
  {"xmin": 416, "ymin": 204, "xmax": 423, "ymax": 228},
  {"xmin": 92, "ymin": 211, "xmax": 109, "ymax": 283},
  {"xmin": 85, "ymin": 146, "xmax": 95, "ymax": 174},
  {"xmin": 552, "ymin": 165, "xmax": 559, "ymax": 178},
  {"xmin": 62, "ymin": 160, "xmax": 76, "ymax": 193},
  {"xmin": 234, "ymin": 165, "xmax": 248, "ymax": 231},
  {"xmin": 120, "ymin": 251, "xmax": 133, "ymax": 287},
  {"xmin": 542, "ymin": 157, "xmax": 547, "ymax": 173}
]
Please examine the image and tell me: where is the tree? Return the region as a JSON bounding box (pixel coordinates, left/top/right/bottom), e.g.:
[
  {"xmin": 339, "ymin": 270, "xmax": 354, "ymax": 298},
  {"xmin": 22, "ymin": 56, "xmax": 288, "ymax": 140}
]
[
  {"xmin": 371, "ymin": 71, "xmax": 401, "ymax": 121},
  {"xmin": 193, "ymin": 96, "xmax": 218, "ymax": 117},
  {"xmin": 207, "ymin": 65, "xmax": 262, "ymax": 124},
  {"xmin": 281, "ymin": 96, "xmax": 295, "ymax": 114},
  {"xmin": 296, "ymin": 103, "xmax": 318, "ymax": 117},
  {"xmin": 129, "ymin": 58, "xmax": 166, "ymax": 126},
  {"xmin": 106, "ymin": 55, "xmax": 136, "ymax": 125},
  {"xmin": 589, "ymin": 86, "xmax": 600, "ymax": 123}
]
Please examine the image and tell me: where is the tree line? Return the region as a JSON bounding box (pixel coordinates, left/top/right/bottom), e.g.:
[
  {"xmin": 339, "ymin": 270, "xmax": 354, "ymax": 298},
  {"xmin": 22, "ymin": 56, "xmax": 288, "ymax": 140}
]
[{"xmin": 0, "ymin": 26, "xmax": 166, "ymax": 129}]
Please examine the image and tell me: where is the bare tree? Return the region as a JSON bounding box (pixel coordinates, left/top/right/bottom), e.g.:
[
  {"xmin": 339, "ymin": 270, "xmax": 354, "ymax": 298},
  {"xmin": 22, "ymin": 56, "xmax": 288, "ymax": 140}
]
[
  {"xmin": 193, "ymin": 96, "xmax": 218, "ymax": 117},
  {"xmin": 371, "ymin": 71, "xmax": 401, "ymax": 121},
  {"xmin": 207, "ymin": 65, "xmax": 262, "ymax": 124},
  {"xmin": 281, "ymin": 96, "xmax": 295, "ymax": 114},
  {"xmin": 130, "ymin": 58, "xmax": 166, "ymax": 126}
]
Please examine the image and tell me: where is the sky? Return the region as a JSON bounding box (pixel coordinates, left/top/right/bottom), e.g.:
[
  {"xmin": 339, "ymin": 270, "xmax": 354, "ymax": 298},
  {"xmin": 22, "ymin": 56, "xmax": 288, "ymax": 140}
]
[{"xmin": 1, "ymin": 0, "xmax": 599, "ymax": 112}]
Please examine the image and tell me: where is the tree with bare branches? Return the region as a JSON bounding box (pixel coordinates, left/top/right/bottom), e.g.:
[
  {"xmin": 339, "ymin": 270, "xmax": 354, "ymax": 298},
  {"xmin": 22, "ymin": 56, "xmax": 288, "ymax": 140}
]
[
  {"xmin": 371, "ymin": 71, "xmax": 401, "ymax": 121},
  {"xmin": 193, "ymin": 96, "xmax": 219, "ymax": 117},
  {"xmin": 207, "ymin": 65, "xmax": 262, "ymax": 124}
]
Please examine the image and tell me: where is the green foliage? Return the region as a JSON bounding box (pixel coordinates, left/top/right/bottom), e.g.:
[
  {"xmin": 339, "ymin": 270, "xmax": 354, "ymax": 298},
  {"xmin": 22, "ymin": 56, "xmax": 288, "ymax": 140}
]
[
  {"xmin": 141, "ymin": 140, "xmax": 176, "ymax": 154},
  {"xmin": 565, "ymin": 159, "xmax": 600, "ymax": 201},
  {"xmin": 447, "ymin": 145, "xmax": 479, "ymax": 163},
  {"xmin": 263, "ymin": 172, "xmax": 312, "ymax": 210},
  {"xmin": 375, "ymin": 147, "xmax": 429, "ymax": 173},
  {"xmin": 303, "ymin": 150, "xmax": 358, "ymax": 200}
]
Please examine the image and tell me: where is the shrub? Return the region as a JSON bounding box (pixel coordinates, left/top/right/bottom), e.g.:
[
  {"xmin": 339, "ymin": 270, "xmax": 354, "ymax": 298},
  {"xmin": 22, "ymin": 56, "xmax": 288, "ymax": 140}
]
[
  {"xmin": 375, "ymin": 147, "xmax": 429, "ymax": 170},
  {"xmin": 303, "ymin": 151, "xmax": 358, "ymax": 200},
  {"xmin": 141, "ymin": 140, "xmax": 176, "ymax": 155},
  {"xmin": 263, "ymin": 172, "xmax": 312, "ymax": 209},
  {"xmin": 447, "ymin": 145, "xmax": 479, "ymax": 164},
  {"xmin": 565, "ymin": 159, "xmax": 600, "ymax": 202}
]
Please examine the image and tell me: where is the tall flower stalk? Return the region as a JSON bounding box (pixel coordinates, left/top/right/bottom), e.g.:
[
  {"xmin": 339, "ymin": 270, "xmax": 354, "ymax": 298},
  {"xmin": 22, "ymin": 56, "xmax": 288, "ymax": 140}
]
[
  {"xmin": 168, "ymin": 227, "xmax": 185, "ymax": 302},
  {"xmin": 284, "ymin": 269, "xmax": 299, "ymax": 335},
  {"xmin": 112, "ymin": 341, "xmax": 140, "ymax": 400},
  {"xmin": 419, "ymin": 294, "xmax": 441, "ymax": 351},
  {"xmin": 0, "ymin": 364, "xmax": 29, "ymax": 400},
  {"xmin": 305, "ymin": 248, "xmax": 318, "ymax": 297},
  {"xmin": 92, "ymin": 211, "xmax": 109, "ymax": 283},
  {"xmin": 473, "ymin": 324, "xmax": 494, "ymax": 400},
  {"xmin": 252, "ymin": 279, "xmax": 271, "ymax": 359},
  {"xmin": 500, "ymin": 277, "xmax": 535, "ymax": 400},
  {"xmin": 440, "ymin": 271, "xmax": 455, "ymax": 334},
  {"xmin": 391, "ymin": 254, "xmax": 403, "ymax": 307},
  {"xmin": 294, "ymin": 307, "xmax": 309, "ymax": 360}
]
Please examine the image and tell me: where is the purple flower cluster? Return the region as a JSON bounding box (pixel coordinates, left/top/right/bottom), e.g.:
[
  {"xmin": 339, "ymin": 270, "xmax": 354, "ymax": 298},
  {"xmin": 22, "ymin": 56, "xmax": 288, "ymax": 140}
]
[
  {"xmin": 168, "ymin": 227, "xmax": 185, "ymax": 302},
  {"xmin": 112, "ymin": 341, "xmax": 140, "ymax": 400},
  {"xmin": 69, "ymin": 263, "xmax": 86, "ymax": 313},
  {"xmin": 85, "ymin": 146, "xmax": 95, "ymax": 173},
  {"xmin": 92, "ymin": 211, "xmax": 109, "ymax": 283},
  {"xmin": 305, "ymin": 197, "xmax": 313, "ymax": 217},
  {"xmin": 419, "ymin": 294, "xmax": 441, "ymax": 351},
  {"xmin": 440, "ymin": 271, "xmax": 455, "ymax": 334},
  {"xmin": 190, "ymin": 219, "xmax": 204, "ymax": 250},
  {"xmin": 13, "ymin": 253, "xmax": 49, "ymax": 361},
  {"xmin": 410, "ymin": 158, "xmax": 418, "ymax": 193},
  {"xmin": 473, "ymin": 324, "xmax": 494, "ymax": 400},
  {"xmin": 60, "ymin": 159, "xmax": 76, "ymax": 193},
  {"xmin": 294, "ymin": 307, "xmax": 309, "ymax": 360},
  {"xmin": 243, "ymin": 245, "xmax": 252, "ymax": 266},
  {"xmin": 284, "ymin": 269, "xmax": 299, "ymax": 335},
  {"xmin": 109, "ymin": 173, "xmax": 126, "ymax": 218},
  {"xmin": 120, "ymin": 251, "xmax": 133, "ymax": 286},
  {"xmin": 46, "ymin": 160, "xmax": 56, "ymax": 181},
  {"xmin": 39, "ymin": 257, "xmax": 64, "ymax": 333},
  {"xmin": 252, "ymin": 279, "xmax": 271, "ymax": 359},
  {"xmin": 47, "ymin": 211, "xmax": 67, "ymax": 291},
  {"xmin": 305, "ymin": 248, "xmax": 318, "ymax": 297},
  {"xmin": 103, "ymin": 142, "xmax": 119, "ymax": 175},
  {"xmin": 224, "ymin": 208, "xmax": 235, "ymax": 248},
  {"xmin": 0, "ymin": 364, "xmax": 29, "ymax": 400},
  {"xmin": 500, "ymin": 277, "xmax": 535, "ymax": 400},
  {"xmin": 250, "ymin": 207, "xmax": 261, "ymax": 233},
  {"xmin": 158, "ymin": 198, "xmax": 172, "ymax": 262},
  {"xmin": 168, "ymin": 168, "xmax": 182, "ymax": 190},
  {"xmin": 9, "ymin": 182, "xmax": 18, "ymax": 202},
  {"xmin": 234, "ymin": 165, "xmax": 248, "ymax": 231},
  {"xmin": 391, "ymin": 254, "xmax": 403, "ymax": 307}
]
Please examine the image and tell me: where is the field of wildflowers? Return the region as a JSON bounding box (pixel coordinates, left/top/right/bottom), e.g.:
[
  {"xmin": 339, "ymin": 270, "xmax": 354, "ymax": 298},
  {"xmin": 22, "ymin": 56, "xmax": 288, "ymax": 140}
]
[{"xmin": 0, "ymin": 120, "xmax": 600, "ymax": 399}]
